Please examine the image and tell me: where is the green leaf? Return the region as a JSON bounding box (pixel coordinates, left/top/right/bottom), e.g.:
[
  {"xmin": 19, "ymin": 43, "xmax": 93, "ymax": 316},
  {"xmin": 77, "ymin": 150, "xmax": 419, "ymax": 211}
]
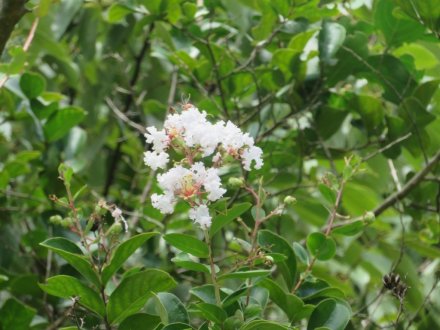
[
  {"xmin": 162, "ymin": 323, "xmax": 193, "ymax": 330},
  {"xmin": 332, "ymin": 221, "xmax": 365, "ymax": 236},
  {"xmin": 39, "ymin": 275, "xmax": 105, "ymax": 316},
  {"xmin": 43, "ymin": 106, "xmax": 87, "ymax": 142},
  {"xmin": 194, "ymin": 303, "xmax": 227, "ymax": 324},
  {"xmin": 119, "ymin": 313, "xmax": 161, "ymax": 330},
  {"xmin": 19, "ymin": 72, "xmax": 46, "ymax": 99},
  {"xmin": 319, "ymin": 21, "xmax": 346, "ymax": 64},
  {"xmin": 102, "ymin": 232, "xmax": 159, "ymax": 284},
  {"xmin": 318, "ymin": 184, "xmax": 336, "ymax": 205},
  {"xmin": 0, "ymin": 298, "xmax": 36, "ymax": 330},
  {"xmin": 350, "ymin": 94, "xmax": 384, "ymax": 133},
  {"xmin": 306, "ymin": 233, "xmax": 336, "ymax": 261},
  {"xmin": 171, "ymin": 253, "xmax": 214, "ymax": 274},
  {"xmin": 190, "ymin": 285, "xmax": 226, "ymax": 305},
  {"xmin": 217, "ymin": 270, "xmax": 271, "ymax": 281},
  {"xmin": 412, "ymin": 80, "xmax": 440, "ymax": 108},
  {"xmin": 257, "ymin": 230, "xmax": 297, "ymax": 289},
  {"xmin": 107, "ymin": 4, "xmax": 135, "ymax": 23},
  {"xmin": 107, "ymin": 269, "xmax": 176, "ymax": 325},
  {"xmin": 258, "ymin": 278, "xmax": 305, "ymax": 322},
  {"xmin": 307, "ymin": 298, "xmax": 351, "ymax": 330},
  {"xmin": 30, "ymin": 99, "xmax": 58, "ymax": 119},
  {"xmin": 374, "ymin": 0, "xmax": 425, "ymax": 47},
  {"xmin": 241, "ymin": 319, "xmax": 289, "ymax": 330},
  {"xmin": 153, "ymin": 292, "xmax": 189, "ymax": 325},
  {"xmin": 293, "ymin": 242, "xmax": 310, "ymax": 264},
  {"xmin": 38, "ymin": 0, "xmax": 51, "ymax": 17},
  {"xmin": 164, "ymin": 233, "xmax": 209, "ymax": 258},
  {"xmin": 210, "ymin": 202, "xmax": 252, "ymax": 237},
  {"xmin": 40, "ymin": 237, "xmax": 100, "ymax": 287}
]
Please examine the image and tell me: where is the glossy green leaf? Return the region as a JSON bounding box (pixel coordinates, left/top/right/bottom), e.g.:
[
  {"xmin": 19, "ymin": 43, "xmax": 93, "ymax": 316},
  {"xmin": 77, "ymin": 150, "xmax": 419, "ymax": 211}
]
[
  {"xmin": 210, "ymin": 202, "xmax": 252, "ymax": 237},
  {"xmin": 293, "ymin": 242, "xmax": 310, "ymax": 264},
  {"xmin": 306, "ymin": 233, "xmax": 336, "ymax": 261},
  {"xmin": 107, "ymin": 269, "xmax": 176, "ymax": 325},
  {"xmin": 0, "ymin": 298, "xmax": 36, "ymax": 330},
  {"xmin": 258, "ymin": 230, "xmax": 297, "ymax": 289},
  {"xmin": 119, "ymin": 313, "xmax": 161, "ymax": 330},
  {"xmin": 164, "ymin": 233, "xmax": 209, "ymax": 258},
  {"xmin": 40, "ymin": 237, "xmax": 100, "ymax": 287},
  {"xmin": 190, "ymin": 285, "xmax": 226, "ymax": 305},
  {"xmin": 102, "ymin": 232, "xmax": 159, "ymax": 284},
  {"xmin": 171, "ymin": 253, "xmax": 213, "ymax": 274},
  {"xmin": 318, "ymin": 184, "xmax": 336, "ymax": 205},
  {"xmin": 319, "ymin": 21, "xmax": 346, "ymax": 63},
  {"xmin": 194, "ymin": 303, "xmax": 227, "ymax": 324},
  {"xmin": 241, "ymin": 320, "xmax": 289, "ymax": 330},
  {"xmin": 258, "ymin": 278, "xmax": 305, "ymax": 322},
  {"xmin": 153, "ymin": 292, "xmax": 189, "ymax": 325},
  {"xmin": 332, "ymin": 221, "xmax": 364, "ymax": 236},
  {"xmin": 307, "ymin": 298, "xmax": 351, "ymax": 330},
  {"xmin": 19, "ymin": 72, "xmax": 46, "ymax": 99},
  {"xmin": 44, "ymin": 106, "xmax": 87, "ymax": 142},
  {"xmin": 217, "ymin": 270, "xmax": 271, "ymax": 281},
  {"xmin": 107, "ymin": 4, "xmax": 134, "ymax": 23},
  {"xmin": 375, "ymin": 0, "xmax": 425, "ymax": 47},
  {"xmin": 39, "ymin": 275, "xmax": 105, "ymax": 316}
]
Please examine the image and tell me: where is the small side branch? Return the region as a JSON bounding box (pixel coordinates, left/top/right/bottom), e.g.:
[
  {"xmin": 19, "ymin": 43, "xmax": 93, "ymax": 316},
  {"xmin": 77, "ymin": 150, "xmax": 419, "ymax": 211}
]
[{"xmin": 374, "ymin": 150, "xmax": 440, "ymax": 217}]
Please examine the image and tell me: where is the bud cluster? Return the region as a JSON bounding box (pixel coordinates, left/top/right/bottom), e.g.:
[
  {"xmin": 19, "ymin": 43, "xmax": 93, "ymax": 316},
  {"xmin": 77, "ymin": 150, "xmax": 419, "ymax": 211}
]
[
  {"xmin": 383, "ymin": 273, "xmax": 408, "ymax": 300},
  {"xmin": 144, "ymin": 104, "xmax": 264, "ymax": 228}
]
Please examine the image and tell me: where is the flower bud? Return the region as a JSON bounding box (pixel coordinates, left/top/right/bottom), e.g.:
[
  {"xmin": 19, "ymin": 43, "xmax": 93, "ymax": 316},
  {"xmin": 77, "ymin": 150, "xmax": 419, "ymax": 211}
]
[
  {"xmin": 61, "ymin": 217, "xmax": 74, "ymax": 228},
  {"xmin": 108, "ymin": 222, "xmax": 123, "ymax": 236},
  {"xmin": 364, "ymin": 211, "xmax": 375, "ymax": 224},
  {"xmin": 284, "ymin": 195, "xmax": 297, "ymax": 205},
  {"xmin": 49, "ymin": 215, "xmax": 63, "ymax": 225},
  {"xmin": 228, "ymin": 177, "xmax": 244, "ymax": 188},
  {"xmin": 264, "ymin": 255, "xmax": 274, "ymax": 266}
]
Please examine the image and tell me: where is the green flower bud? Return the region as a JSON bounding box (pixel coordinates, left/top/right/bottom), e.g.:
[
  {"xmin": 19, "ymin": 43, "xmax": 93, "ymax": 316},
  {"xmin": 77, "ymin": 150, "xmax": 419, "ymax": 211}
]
[
  {"xmin": 284, "ymin": 195, "xmax": 297, "ymax": 205},
  {"xmin": 228, "ymin": 177, "xmax": 244, "ymax": 188},
  {"xmin": 364, "ymin": 211, "xmax": 375, "ymax": 224},
  {"xmin": 61, "ymin": 217, "xmax": 74, "ymax": 228},
  {"xmin": 108, "ymin": 222, "xmax": 123, "ymax": 236},
  {"xmin": 49, "ymin": 215, "xmax": 63, "ymax": 225}
]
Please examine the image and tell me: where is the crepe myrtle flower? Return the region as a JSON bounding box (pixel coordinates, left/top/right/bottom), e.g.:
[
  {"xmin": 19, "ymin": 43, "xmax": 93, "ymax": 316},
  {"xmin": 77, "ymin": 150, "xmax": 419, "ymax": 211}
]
[{"xmin": 144, "ymin": 103, "xmax": 263, "ymax": 228}]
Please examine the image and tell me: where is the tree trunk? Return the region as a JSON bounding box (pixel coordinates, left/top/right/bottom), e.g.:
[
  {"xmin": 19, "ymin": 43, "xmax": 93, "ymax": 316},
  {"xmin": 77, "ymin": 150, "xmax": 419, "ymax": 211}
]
[{"xmin": 0, "ymin": 0, "xmax": 27, "ymax": 55}]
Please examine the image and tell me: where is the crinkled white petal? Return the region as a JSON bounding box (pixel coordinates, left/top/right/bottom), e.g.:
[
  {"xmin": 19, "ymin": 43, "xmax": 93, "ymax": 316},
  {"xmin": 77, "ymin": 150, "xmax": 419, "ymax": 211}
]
[
  {"xmin": 144, "ymin": 126, "xmax": 169, "ymax": 152},
  {"xmin": 157, "ymin": 165, "xmax": 191, "ymax": 192},
  {"xmin": 144, "ymin": 151, "xmax": 169, "ymax": 170},
  {"xmin": 203, "ymin": 168, "xmax": 226, "ymax": 201},
  {"xmin": 151, "ymin": 193, "xmax": 176, "ymax": 214},
  {"xmin": 111, "ymin": 207, "xmax": 122, "ymax": 219},
  {"xmin": 189, "ymin": 204, "xmax": 212, "ymax": 228},
  {"xmin": 241, "ymin": 146, "xmax": 263, "ymax": 171}
]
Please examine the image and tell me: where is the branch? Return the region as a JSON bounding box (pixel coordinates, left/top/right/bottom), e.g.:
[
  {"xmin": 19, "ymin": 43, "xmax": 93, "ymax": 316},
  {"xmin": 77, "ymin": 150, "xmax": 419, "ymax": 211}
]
[
  {"xmin": 0, "ymin": 0, "xmax": 27, "ymax": 54},
  {"xmin": 0, "ymin": 14, "xmax": 39, "ymax": 88},
  {"xmin": 374, "ymin": 149, "xmax": 440, "ymax": 217},
  {"xmin": 103, "ymin": 24, "xmax": 154, "ymax": 196}
]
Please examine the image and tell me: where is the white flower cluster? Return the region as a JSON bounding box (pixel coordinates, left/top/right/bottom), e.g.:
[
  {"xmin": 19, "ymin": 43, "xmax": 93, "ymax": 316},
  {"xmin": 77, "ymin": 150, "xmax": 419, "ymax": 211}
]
[{"xmin": 144, "ymin": 104, "xmax": 263, "ymax": 228}]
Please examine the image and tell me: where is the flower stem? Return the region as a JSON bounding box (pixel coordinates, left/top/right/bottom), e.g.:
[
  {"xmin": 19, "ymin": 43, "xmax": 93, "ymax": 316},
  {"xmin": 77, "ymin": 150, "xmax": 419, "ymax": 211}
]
[{"xmin": 204, "ymin": 229, "xmax": 221, "ymax": 306}]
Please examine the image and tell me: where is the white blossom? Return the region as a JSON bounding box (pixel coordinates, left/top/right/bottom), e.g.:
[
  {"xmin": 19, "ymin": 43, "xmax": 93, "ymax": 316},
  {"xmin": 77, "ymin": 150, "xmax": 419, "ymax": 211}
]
[
  {"xmin": 151, "ymin": 193, "xmax": 176, "ymax": 214},
  {"xmin": 143, "ymin": 151, "xmax": 169, "ymax": 170},
  {"xmin": 189, "ymin": 204, "xmax": 212, "ymax": 228},
  {"xmin": 203, "ymin": 167, "xmax": 226, "ymax": 201},
  {"xmin": 241, "ymin": 146, "xmax": 264, "ymax": 171},
  {"xmin": 144, "ymin": 126, "xmax": 169, "ymax": 152},
  {"xmin": 145, "ymin": 104, "xmax": 264, "ymax": 228},
  {"xmin": 111, "ymin": 207, "xmax": 122, "ymax": 219}
]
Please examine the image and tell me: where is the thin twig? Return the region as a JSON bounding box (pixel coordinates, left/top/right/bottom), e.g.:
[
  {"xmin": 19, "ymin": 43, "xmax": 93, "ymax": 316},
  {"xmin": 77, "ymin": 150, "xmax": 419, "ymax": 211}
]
[{"xmin": 374, "ymin": 150, "xmax": 440, "ymax": 217}]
